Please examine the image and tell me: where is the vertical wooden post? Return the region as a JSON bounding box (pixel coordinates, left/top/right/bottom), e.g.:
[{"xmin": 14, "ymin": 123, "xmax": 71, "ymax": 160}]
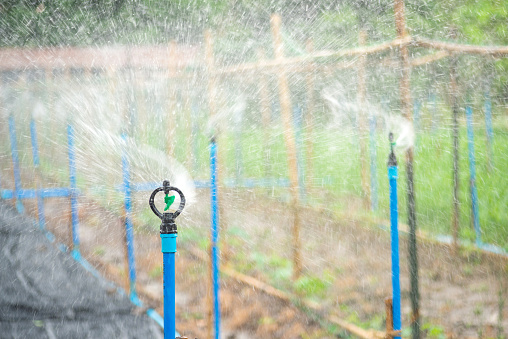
[
  {"xmin": 270, "ymin": 14, "xmax": 302, "ymax": 280},
  {"xmin": 257, "ymin": 49, "xmax": 272, "ymax": 182},
  {"xmin": 385, "ymin": 298, "xmax": 394, "ymax": 338},
  {"xmin": 107, "ymin": 66, "xmax": 119, "ymax": 201},
  {"xmin": 167, "ymin": 41, "xmax": 178, "ymax": 157},
  {"xmin": 304, "ymin": 39, "xmax": 315, "ymax": 192},
  {"xmin": 136, "ymin": 69, "xmax": 148, "ymax": 143},
  {"xmin": 483, "ymin": 90, "xmax": 494, "ymax": 171},
  {"xmin": 449, "ymin": 56, "xmax": 460, "ymax": 252},
  {"xmin": 357, "ymin": 29, "xmax": 370, "ymax": 208},
  {"xmin": 394, "ymin": 1, "xmax": 420, "ymax": 338}
]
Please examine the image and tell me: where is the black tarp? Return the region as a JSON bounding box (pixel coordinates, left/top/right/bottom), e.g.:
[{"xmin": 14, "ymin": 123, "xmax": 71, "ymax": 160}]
[{"xmin": 0, "ymin": 201, "xmax": 162, "ymax": 338}]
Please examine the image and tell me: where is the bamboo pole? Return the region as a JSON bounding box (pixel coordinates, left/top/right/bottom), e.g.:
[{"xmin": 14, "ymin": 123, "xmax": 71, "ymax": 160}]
[
  {"xmin": 214, "ymin": 36, "xmax": 412, "ymax": 76},
  {"xmin": 357, "ymin": 30, "xmax": 370, "ymax": 209},
  {"xmin": 304, "ymin": 39, "xmax": 315, "ymax": 192},
  {"xmin": 414, "ymin": 37, "xmax": 508, "ymax": 56},
  {"xmin": 167, "ymin": 41, "xmax": 178, "ymax": 157},
  {"xmin": 257, "ymin": 49, "xmax": 272, "ymax": 182},
  {"xmin": 385, "ymin": 298, "xmax": 394, "ymax": 338},
  {"xmin": 394, "ymin": 1, "xmax": 420, "ymax": 338},
  {"xmin": 449, "ymin": 56, "xmax": 460, "ymax": 252},
  {"xmin": 270, "ymin": 14, "xmax": 302, "ymax": 280}
]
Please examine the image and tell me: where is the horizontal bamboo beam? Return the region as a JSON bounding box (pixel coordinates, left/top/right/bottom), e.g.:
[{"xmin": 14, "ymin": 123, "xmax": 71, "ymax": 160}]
[
  {"xmin": 411, "ymin": 50, "xmax": 450, "ymax": 66},
  {"xmin": 414, "ymin": 37, "xmax": 508, "ymax": 56},
  {"xmin": 214, "ymin": 36, "xmax": 412, "ymax": 76}
]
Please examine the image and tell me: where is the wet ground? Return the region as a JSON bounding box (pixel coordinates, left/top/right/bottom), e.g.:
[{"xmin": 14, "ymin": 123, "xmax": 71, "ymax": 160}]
[{"xmin": 3, "ymin": 183, "xmax": 508, "ymax": 338}]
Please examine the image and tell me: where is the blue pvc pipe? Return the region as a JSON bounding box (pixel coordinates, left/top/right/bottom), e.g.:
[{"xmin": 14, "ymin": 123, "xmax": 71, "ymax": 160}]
[
  {"xmin": 0, "ymin": 188, "xmax": 70, "ymax": 199},
  {"xmin": 466, "ymin": 106, "xmax": 481, "ymax": 246},
  {"xmin": 67, "ymin": 123, "xmax": 80, "ymax": 252},
  {"xmin": 388, "ymin": 165, "xmax": 401, "ymax": 338},
  {"xmin": 8, "ymin": 115, "xmax": 24, "ymax": 213},
  {"xmin": 161, "ymin": 233, "xmax": 177, "ymax": 339},
  {"xmin": 30, "ymin": 119, "xmax": 46, "ymax": 230},
  {"xmin": 369, "ymin": 115, "xmax": 378, "ymax": 211},
  {"xmin": 484, "ymin": 91, "xmax": 494, "ymax": 168},
  {"xmin": 210, "ymin": 139, "xmax": 221, "ymax": 339},
  {"xmin": 121, "ymin": 134, "xmax": 138, "ymax": 302}
]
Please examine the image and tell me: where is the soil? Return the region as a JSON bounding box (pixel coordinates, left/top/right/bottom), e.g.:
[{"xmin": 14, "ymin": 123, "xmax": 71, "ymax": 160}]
[{"xmin": 2, "ymin": 174, "xmax": 507, "ymax": 338}]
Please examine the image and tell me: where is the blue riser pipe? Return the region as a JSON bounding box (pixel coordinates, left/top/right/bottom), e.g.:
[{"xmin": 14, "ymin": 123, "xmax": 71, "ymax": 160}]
[
  {"xmin": 30, "ymin": 119, "xmax": 46, "ymax": 230},
  {"xmin": 161, "ymin": 238, "xmax": 176, "ymax": 339},
  {"xmin": 8, "ymin": 115, "xmax": 24, "ymax": 213},
  {"xmin": 210, "ymin": 139, "xmax": 221, "ymax": 339},
  {"xmin": 122, "ymin": 134, "xmax": 138, "ymax": 302},
  {"xmin": 67, "ymin": 123, "xmax": 80, "ymax": 252},
  {"xmin": 466, "ymin": 106, "xmax": 481, "ymax": 246},
  {"xmin": 389, "ymin": 165, "xmax": 401, "ymax": 338}
]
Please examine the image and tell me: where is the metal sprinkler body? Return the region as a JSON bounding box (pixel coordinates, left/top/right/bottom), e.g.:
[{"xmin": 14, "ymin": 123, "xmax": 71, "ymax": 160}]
[{"xmin": 149, "ymin": 180, "xmax": 186, "ymax": 339}]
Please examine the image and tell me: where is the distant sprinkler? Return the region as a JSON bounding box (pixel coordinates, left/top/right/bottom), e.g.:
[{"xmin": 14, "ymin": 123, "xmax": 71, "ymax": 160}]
[{"xmin": 387, "ymin": 132, "xmax": 401, "ymax": 339}]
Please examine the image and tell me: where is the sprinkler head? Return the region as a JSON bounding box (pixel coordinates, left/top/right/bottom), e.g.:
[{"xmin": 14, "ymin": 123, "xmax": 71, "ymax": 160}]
[
  {"xmin": 388, "ymin": 132, "xmax": 397, "ymax": 167},
  {"xmin": 149, "ymin": 180, "xmax": 186, "ymax": 234}
]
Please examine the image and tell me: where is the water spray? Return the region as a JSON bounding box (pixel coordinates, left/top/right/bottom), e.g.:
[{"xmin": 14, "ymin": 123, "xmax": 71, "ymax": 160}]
[
  {"xmin": 149, "ymin": 180, "xmax": 186, "ymax": 339},
  {"xmin": 388, "ymin": 132, "xmax": 401, "ymax": 339}
]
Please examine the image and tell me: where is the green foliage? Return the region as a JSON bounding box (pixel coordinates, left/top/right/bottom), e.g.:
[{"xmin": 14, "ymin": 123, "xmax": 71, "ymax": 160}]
[
  {"xmin": 422, "ymin": 321, "xmax": 447, "ymax": 339},
  {"xmin": 294, "ymin": 274, "xmax": 331, "ymax": 298},
  {"xmin": 148, "ymin": 264, "xmax": 163, "ymax": 278}
]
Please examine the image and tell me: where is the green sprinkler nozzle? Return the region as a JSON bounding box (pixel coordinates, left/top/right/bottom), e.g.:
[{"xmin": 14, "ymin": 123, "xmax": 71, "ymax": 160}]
[{"xmin": 164, "ymin": 194, "xmax": 175, "ymax": 211}]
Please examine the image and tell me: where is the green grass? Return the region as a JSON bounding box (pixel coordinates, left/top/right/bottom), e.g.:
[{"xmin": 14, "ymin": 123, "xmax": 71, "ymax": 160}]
[
  {"xmin": 132, "ymin": 112, "xmax": 508, "ymax": 251},
  {"xmin": 183, "ymin": 121, "xmax": 508, "ymax": 251}
]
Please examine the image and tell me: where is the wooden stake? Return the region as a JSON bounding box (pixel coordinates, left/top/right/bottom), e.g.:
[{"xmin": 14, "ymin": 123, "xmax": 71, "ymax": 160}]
[
  {"xmin": 304, "ymin": 39, "xmax": 315, "ymax": 192},
  {"xmin": 385, "ymin": 298, "xmax": 394, "ymax": 338},
  {"xmin": 257, "ymin": 49, "xmax": 272, "ymax": 182},
  {"xmin": 357, "ymin": 29, "xmax": 370, "ymax": 209},
  {"xmin": 270, "ymin": 14, "xmax": 302, "ymax": 280},
  {"xmin": 395, "ymin": 1, "xmax": 420, "ymax": 338}
]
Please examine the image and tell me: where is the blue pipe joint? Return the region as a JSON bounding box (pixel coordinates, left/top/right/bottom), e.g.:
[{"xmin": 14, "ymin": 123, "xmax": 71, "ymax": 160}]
[
  {"xmin": 388, "ymin": 166, "xmax": 398, "ymax": 180},
  {"xmin": 161, "ymin": 234, "xmax": 177, "ymax": 253}
]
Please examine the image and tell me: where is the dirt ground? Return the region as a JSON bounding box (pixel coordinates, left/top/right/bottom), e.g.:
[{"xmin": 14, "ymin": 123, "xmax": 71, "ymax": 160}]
[{"xmin": 4, "ymin": 181, "xmax": 508, "ymax": 338}]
